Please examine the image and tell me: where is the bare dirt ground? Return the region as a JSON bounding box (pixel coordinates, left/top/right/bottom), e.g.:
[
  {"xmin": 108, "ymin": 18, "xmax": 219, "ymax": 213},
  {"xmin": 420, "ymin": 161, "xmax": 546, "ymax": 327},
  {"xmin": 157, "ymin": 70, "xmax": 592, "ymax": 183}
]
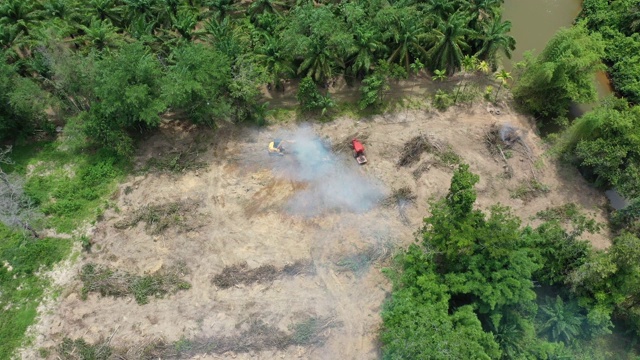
[{"xmin": 22, "ymin": 99, "xmax": 610, "ymax": 360}]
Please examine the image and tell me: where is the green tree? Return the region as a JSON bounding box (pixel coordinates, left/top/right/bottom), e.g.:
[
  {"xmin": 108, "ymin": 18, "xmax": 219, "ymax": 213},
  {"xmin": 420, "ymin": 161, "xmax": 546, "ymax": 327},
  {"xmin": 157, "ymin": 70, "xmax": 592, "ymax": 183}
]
[
  {"xmin": 358, "ymin": 60, "xmax": 406, "ymax": 110},
  {"xmin": 427, "ymin": 12, "xmax": 474, "ymax": 74},
  {"xmin": 565, "ymin": 98, "xmax": 640, "ymax": 197},
  {"xmin": 297, "ymin": 76, "xmax": 334, "ymax": 114},
  {"xmin": 85, "ymin": 42, "xmax": 167, "ymax": 155},
  {"xmin": 163, "ymin": 43, "xmax": 232, "ymax": 125},
  {"xmin": 77, "ymin": 18, "xmax": 124, "ymax": 51},
  {"xmin": 476, "ymin": 14, "xmax": 515, "ymax": 69},
  {"xmin": 0, "ymin": 56, "xmax": 51, "ymax": 140},
  {"xmin": 284, "ymin": 4, "xmax": 352, "ymax": 83},
  {"xmin": 538, "ymin": 296, "xmax": 585, "ymax": 344},
  {"xmin": 379, "ymin": 7, "xmax": 430, "ymax": 72},
  {"xmin": 513, "ymin": 23, "xmax": 605, "ymax": 119}
]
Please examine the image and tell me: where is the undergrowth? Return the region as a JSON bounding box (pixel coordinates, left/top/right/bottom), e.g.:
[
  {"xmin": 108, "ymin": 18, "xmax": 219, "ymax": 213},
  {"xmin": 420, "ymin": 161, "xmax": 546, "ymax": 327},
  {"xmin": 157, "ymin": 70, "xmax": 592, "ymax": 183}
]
[
  {"xmin": 510, "ymin": 179, "xmax": 550, "ymax": 202},
  {"xmin": 9, "ymin": 141, "xmax": 126, "ymax": 233},
  {"xmin": 80, "ymin": 262, "xmax": 191, "ymax": 305},
  {"xmin": 0, "ymin": 224, "xmax": 73, "ymax": 359}
]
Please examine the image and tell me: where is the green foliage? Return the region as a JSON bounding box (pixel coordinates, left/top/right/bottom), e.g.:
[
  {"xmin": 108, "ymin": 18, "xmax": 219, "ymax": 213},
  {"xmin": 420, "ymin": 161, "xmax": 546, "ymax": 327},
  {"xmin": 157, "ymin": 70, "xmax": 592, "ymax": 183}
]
[
  {"xmin": 513, "ymin": 23, "xmax": 605, "ymax": 119},
  {"xmin": 432, "ymin": 89, "xmax": 454, "ymax": 111},
  {"xmin": 0, "ymin": 224, "xmax": 73, "ymax": 359},
  {"xmin": 611, "ymin": 197, "xmax": 640, "ymax": 236},
  {"xmin": 580, "ymin": 0, "xmax": 640, "ymax": 103},
  {"xmin": 163, "ymin": 43, "xmax": 232, "ymax": 125},
  {"xmin": 86, "ymin": 42, "xmax": 167, "ymax": 156},
  {"xmin": 358, "ymin": 60, "xmax": 406, "ymax": 110},
  {"xmin": 0, "ymin": 56, "xmax": 51, "ymax": 140},
  {"xmin": 539, "ymin": 296, "xmax": 586, "ymax": 344},
  {"xmin": 563, "ymin": 97, "xmax": 640, "ymax": 198},
  {"xmin": 296, "ymin": 77, "xmax": 334, "ymax": 114},
  {"xmin": 381, "ymin": 245, "xmax": 501, "ymax": 360}
]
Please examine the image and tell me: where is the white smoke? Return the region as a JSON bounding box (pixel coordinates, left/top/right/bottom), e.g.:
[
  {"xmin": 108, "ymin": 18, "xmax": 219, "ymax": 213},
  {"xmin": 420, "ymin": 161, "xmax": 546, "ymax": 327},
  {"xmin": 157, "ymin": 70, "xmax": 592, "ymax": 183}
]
[{"xmin": 270, "ymin": 126, "xmax": 386, "ymax": 217}]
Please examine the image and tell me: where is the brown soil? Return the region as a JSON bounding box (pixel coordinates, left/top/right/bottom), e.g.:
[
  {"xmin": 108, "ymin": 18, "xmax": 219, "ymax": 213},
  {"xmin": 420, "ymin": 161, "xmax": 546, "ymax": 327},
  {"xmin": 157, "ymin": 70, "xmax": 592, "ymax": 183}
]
[{"xmin": 22, "ymin": 99, "xmax": 611, "ymax": 360}]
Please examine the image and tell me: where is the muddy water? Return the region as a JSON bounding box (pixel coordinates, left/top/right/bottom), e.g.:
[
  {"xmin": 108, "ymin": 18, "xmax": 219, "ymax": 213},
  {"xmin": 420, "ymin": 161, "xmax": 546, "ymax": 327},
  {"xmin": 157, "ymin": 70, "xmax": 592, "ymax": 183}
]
[{"xmin": 503, "ymin": 0, "xmax": 613, "ymax": 108}]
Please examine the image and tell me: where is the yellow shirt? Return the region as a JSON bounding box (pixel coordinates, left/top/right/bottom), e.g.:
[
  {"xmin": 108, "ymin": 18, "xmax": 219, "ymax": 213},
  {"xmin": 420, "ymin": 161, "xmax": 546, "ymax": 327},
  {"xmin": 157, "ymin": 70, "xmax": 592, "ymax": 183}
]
[{"xmin": 268, "ymin": 141, "xmax": 279, "ymax": 153}]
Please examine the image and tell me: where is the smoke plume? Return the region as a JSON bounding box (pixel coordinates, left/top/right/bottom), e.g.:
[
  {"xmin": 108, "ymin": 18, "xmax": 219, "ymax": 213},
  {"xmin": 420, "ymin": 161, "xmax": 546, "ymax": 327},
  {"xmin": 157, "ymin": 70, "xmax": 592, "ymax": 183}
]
[{"xmin": 271, "ymin": 126, "xmax": 386, "ymax": 217}]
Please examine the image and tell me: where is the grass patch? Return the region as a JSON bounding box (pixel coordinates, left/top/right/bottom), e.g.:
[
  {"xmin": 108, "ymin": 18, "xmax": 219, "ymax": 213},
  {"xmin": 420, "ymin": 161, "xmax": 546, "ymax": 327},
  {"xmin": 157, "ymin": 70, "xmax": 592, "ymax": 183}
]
[
  {"xmin": 0, "ymin": 224, "xmax": 73, "ymax": 359},
  {"xmin": 8, "ymin": 141, "xmax": 127, "ymax": 233},
  {"xmin": 510, "ymin": 179, "xmax": 550, "ymax": 202},
  {"xmin": 113, "ymin": 200, "xmax": 200, "ymax": 235},
  {"xmin": 212, "ymin": 260, "xmax": 315, "ymax": 289},
  {"xmin": 79, "ymin": 262, "xmax": 191, "ymax": 305}
]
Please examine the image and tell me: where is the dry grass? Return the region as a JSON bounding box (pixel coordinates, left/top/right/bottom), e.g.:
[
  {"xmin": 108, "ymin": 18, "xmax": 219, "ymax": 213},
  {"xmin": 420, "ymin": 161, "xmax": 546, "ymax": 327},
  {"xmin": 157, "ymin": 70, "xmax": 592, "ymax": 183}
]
[
  {"xmin": 212, "ymin": 260, "xmax": 315, "ymax": 289},
  {"xmin": 54, "ymin": 316, "xmax": 335, "ymax": 359},
  {"xmin": 114, "ymin": 200, "xmax": 201, "ymax": 235},
  {"xmin": 79, "ymin": 262, "xmax": 191, "ymax": 305}
]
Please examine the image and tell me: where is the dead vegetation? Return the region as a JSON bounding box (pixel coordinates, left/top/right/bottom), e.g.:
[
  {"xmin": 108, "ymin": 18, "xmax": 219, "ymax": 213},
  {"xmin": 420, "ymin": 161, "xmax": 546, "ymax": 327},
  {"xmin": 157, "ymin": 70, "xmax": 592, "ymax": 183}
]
[
  {"xmin": 114, "ymin": 200, "xmax": 201, "ymax": 235},
  {"xmin": 382, "ymin": 187, "xmax": 417, "ymax": 225},
  {"xmin": 54, "ymin": 316, "xmax": 335, "ymax": 359},
  {"xmin": 412, "ymin": 161, "xmax": 432, "ymax": 179},
  {"xmin": 80, "ymin": 262, "xmax": 191, "ymax": 305},
  {"xmin": 335, "ymin": 240, "xmax": 394, "ymax": 275},
  {"xmin": 212, "ymin": 260, "xmax": 315, "ymax": 289},
  {"xmin": 398, "ymin": 134, "xmax": 442, "ymax": 167},
  {"xmin": 143, "ymin": 142, "xmax": 207, "ymax": 173}
]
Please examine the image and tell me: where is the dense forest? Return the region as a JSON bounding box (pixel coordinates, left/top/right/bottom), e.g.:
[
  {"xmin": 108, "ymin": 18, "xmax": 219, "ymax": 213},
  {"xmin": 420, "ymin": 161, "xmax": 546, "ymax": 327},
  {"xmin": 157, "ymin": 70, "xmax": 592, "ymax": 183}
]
[{"xmin": 2, "ymin": 0, "xmax": 640, "ymax": 359}]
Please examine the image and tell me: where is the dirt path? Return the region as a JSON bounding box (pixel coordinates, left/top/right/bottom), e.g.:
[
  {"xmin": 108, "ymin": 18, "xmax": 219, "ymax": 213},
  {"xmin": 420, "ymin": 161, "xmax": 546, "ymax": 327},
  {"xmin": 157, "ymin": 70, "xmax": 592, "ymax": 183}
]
[{"xmin": 22, "ymin": 100, "xmax": 610, "ymax": 360}]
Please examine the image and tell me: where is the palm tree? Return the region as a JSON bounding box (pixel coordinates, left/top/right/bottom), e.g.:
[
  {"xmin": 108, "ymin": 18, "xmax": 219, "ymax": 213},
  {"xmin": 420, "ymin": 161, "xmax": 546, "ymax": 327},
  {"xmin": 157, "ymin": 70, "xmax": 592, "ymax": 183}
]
[
  {"xmin": 539, "ymin": 296, "xmax": 585, "ymax": 344},
  {"xmin": 494, "ymin": 69, "xmax": 512, "ymax": 101},
  {"xmin": 386, "ymin": 16, "xmax": 430, "ymax": 73},
  {"xmin": 348, "ymin": 26, "xmax": 384, "ymax": 78},
  {"xmin": 247, "ymin": 0, "xmax": 285, "ymax": 19},
  {"xmin": 171, "ymin": 8, "xmax": 205, "ymax": 41},
  {"xmin": 427, "ymin": 12, "xmax": 474, "ymax": 75},
  {"xmin": 86, "ymin": 0, "xmax": 123, "ymax": 27},
  {"xmin": 0, "ymin": 0, "xmax": 41, "ymax": 36},
  {"xmin": 476, "ymin": 59, "xmax": 490, "ymax": 74},
  {"xmin": 298, "ymin": 37, "xmax": 339, "ymax": 84},
  {"xmin": 423, "ymin": 0, "xmax": 457, "ymax": 20},
  {"xmin": 255, "ymin": 34, "xmax": 294, "ymax": 90},
  {"xmin": 476, "ymin": 14, "xmax": 515, "ymax": 69},
  {"xmin": 466, "ymin": 0, "xmax": 503, "ymax": 29},
  {"xmin": 78, "ymin": 18, "xmax": 125, "ymax": 51}
]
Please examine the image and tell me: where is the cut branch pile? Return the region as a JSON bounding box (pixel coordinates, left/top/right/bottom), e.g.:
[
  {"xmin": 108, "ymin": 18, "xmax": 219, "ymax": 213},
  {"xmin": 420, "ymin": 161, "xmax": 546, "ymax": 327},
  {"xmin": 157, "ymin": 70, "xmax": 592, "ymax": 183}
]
[{"xmin": 397, "ymin": 134, "xmax": 444, "ymax": 167}]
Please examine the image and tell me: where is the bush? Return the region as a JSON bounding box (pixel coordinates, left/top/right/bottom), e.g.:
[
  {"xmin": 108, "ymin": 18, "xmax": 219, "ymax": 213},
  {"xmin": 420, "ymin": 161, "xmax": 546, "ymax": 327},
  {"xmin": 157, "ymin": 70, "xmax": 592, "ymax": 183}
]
[
  {"xmin": 296, "ymin": 77, "xmax": 334, "ymax": 114},
  {"xmin": 432, "ymin": 89, "xmax": 453, "ymax": 111}
]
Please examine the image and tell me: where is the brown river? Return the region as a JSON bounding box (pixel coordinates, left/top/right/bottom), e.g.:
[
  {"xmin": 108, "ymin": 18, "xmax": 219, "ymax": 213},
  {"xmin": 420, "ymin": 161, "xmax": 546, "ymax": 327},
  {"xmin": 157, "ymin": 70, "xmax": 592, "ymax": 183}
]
[
  {"xmin": 503, "ymin": 0, "xmax": 613, "ymax": 103},
  {"xmin": 504, "ymin": 1, "xmax": 629, "ymax": 208}
]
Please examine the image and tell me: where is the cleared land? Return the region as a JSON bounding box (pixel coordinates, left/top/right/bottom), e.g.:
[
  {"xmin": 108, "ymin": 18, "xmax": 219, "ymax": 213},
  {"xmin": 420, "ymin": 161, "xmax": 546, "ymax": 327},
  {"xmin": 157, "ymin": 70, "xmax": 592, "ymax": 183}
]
[{"xmin": 23, "ymin": 101, "xmax": 609, "ymax": 359}]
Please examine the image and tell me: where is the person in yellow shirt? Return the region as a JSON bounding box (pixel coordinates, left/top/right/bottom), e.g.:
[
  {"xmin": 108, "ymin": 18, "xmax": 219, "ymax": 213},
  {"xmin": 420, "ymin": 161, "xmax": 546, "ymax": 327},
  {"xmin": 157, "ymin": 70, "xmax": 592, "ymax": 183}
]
[{"xmin": 268, "ymin": 139, "xmax": 285, "ymax": 155}]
